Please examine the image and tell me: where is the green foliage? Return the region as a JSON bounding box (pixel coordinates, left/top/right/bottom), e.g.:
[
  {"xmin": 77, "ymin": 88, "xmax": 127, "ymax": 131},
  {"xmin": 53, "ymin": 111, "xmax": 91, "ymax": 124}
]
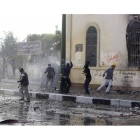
[
  {"xmin": 0, "ymin": 27, "xmax": 61, "ymax": 76},
  {"xmin": 26, "ymin": 28, "xmax": 61, "ymax": 64},
  {"xmin": 0, "ymin": 32, "xmax": 21, "ymax": 75}
]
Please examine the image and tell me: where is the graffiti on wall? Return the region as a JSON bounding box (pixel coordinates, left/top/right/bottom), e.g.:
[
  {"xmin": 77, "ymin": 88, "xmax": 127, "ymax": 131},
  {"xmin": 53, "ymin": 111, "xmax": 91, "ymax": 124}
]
[
  {"xmin": 121, "ymin": 71, "xmax": 137, "ymax": 86},
  {"xmin": 101, "ymin": 51, "xmax": 122, "ymax": 66},
  {"xmin": 94, "ymin": 70, "xmax": 138, "ymax": 86},
  {"xmin": 105, "ymin": 51, "xmax": 121, "ymax": 63},
  {"xmin": 94, "ymin": 70, "xmax": 102, "ymax": 76},
  {"xmin": 122, "ymin": 72, "xmax": 136, "ymax": 76},
  {"xmin": 94, "ymin": 70, "xmax": 117, "ymax": 80}
]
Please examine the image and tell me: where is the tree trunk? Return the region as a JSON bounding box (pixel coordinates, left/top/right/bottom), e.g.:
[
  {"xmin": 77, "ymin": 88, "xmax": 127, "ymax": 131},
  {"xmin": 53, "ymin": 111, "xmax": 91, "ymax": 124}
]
[
  {"xmin": 12, "ymin": 67, "xmax": 15, "ymax": 76},
  {"xmin": 11, "ymin": 60, "xmax": 16, "ymax": 76},
  {"xmin": 2, "ymin": 57, "xmax": 5, "ymax": 79}
]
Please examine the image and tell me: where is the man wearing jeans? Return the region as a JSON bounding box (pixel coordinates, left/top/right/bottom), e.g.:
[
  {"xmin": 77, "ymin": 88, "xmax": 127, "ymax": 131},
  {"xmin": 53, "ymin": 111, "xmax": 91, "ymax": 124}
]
[
  {"xmin": 44, "ymin": 64, "xmax": 55, "ymax": 90},
  {"xmin": 17, "ymin": 67, "xmax": 30, "ymax": 102},
  {"xmin": 97, "ymin": 63, "xmax": 116, "ymax": 94}
]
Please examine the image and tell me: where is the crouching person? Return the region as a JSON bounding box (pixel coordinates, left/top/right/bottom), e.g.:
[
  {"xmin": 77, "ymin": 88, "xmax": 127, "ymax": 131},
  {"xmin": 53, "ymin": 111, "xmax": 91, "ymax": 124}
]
[
  {"xmin": 17, "ymin": 67, "xmax": 30, "ymax": 102},
  {"xmin": 97, "ymin": 63, "xmax": 116, "ymax": 94}
]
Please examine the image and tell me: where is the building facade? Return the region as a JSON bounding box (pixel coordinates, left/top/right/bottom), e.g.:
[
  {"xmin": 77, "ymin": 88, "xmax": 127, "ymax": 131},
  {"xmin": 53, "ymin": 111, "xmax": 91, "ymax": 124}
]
[{"xmin": 66, "ymin": 14, "xmax": 140, "ymax": 91}]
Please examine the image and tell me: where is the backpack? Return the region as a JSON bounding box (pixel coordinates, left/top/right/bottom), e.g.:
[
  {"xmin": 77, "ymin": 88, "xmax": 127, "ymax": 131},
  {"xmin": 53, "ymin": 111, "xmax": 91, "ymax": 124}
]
[{"xmin": 47, "ymin": 67, "xmax": 55, "ymax": 79}]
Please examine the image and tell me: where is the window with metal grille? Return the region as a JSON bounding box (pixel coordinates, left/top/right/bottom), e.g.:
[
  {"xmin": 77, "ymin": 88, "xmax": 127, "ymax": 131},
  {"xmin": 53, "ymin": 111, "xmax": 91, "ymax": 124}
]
[
  {"xmin": 86, "ymin": 26, "xmax": 97, "ymax": 67},
  {"xmin": 127, "ymin": 21, "xmax": 140, "ymax": 67}
]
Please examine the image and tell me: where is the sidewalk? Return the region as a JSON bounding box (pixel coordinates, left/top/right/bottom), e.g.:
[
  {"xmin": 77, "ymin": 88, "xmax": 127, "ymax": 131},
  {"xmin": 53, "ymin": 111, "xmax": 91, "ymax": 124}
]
[
  {"xmin": 0, "ymin": 88, "xmax": 140, "ymax": 108},
  {"xmin": 0, "ymin": 79, "xmax": 140, "ymax": 108}
]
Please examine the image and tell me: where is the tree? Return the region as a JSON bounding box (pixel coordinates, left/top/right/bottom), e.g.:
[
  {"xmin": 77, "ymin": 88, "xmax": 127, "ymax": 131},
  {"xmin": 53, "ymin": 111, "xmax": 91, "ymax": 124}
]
[
  {"xmin": 26, "ymin": 26, "xmax": 61, "ymax": 64},
  {"xmin": 0, "ymin": 32, "xmax": 21, "ymax": 76}
]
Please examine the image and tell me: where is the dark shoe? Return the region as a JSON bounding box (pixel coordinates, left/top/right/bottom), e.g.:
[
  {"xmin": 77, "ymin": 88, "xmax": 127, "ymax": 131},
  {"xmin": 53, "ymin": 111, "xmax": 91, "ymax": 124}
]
[
  {"xmin": 105, "ymin": 92, "xmax": 109, "ymax": 94},
  {"xmin": 85, "ymin": 92, "xmax": 90, "ymax": 95},
  {"xmin": 19, "ymin": 98, "xmax": 24, "ymax": 101},
  {"xmin": 65, "ymin": 90, "xmax": 70, "ymax": 93},
  {"xmin": 97, "ymin": 90, "xmax": 100, "ymax": 93}
]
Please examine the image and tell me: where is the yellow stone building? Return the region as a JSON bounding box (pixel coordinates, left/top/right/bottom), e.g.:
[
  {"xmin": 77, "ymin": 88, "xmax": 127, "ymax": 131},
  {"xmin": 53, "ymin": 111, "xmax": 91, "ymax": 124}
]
[{"xmin": 66, "ymin": 14, "xmax": 140, "ymax": 91}]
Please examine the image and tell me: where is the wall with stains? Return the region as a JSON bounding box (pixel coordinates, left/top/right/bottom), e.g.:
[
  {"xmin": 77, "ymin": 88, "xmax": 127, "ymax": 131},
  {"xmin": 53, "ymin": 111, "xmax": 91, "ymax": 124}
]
[
  {"xmin": 70, "ymin": 69, "xmax": 140, "ymax": 87},
  {"xmin": 66, "ymin": 14, "xmax": 140, "ymax": 88}
]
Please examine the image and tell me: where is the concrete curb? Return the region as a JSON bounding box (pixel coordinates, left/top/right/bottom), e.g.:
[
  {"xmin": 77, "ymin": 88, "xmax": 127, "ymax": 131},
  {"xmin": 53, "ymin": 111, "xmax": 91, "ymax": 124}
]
[{"xmin": 0, "ymin": 89, "xmax": 140, "ymax": 108}]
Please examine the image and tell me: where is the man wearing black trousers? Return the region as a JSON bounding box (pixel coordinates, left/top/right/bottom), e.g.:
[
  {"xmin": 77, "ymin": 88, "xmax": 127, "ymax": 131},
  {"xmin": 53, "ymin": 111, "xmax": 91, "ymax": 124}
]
[
  {"xmin": 61, "ymin": 61, "xmax": 73, "ymax": 93},
  {"xmin": 83, "ymin": 61, "xmax": 91, "ymax": 94}
]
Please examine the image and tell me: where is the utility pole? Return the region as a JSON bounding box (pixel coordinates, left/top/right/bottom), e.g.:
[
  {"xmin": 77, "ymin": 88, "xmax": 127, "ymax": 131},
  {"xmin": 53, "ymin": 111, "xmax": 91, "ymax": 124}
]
[{"xmin": 56, "ymin": 14, "xmax": 66, "ymax": 93}]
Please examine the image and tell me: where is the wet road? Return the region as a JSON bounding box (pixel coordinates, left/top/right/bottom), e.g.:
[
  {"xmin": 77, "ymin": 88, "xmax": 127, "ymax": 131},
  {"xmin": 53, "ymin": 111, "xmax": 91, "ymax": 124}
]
[{"xmin": 0, "ymin": 94, "xmax": 140, "ymax": 125}]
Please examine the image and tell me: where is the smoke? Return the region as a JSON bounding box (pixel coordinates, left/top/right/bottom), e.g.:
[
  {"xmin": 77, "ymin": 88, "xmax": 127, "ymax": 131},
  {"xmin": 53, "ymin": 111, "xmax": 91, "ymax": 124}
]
[{"xmin": 26, "ymin": 55, "xmax": 60, "ymax": 87}]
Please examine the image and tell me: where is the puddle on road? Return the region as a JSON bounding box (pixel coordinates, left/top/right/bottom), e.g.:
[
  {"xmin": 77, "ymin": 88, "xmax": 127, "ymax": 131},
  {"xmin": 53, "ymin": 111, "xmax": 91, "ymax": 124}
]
[{"xmin": 0, "ymin": 94, "xmax": 139, "ymax": 125}]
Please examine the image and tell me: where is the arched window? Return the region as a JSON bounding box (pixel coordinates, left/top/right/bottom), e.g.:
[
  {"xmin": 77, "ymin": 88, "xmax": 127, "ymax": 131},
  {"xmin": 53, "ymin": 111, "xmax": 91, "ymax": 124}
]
[
  {"xmin": 86, "ymin": 26, "xmax": 97, "ymax": 67},
  {"xmin": 127, "ymin": 21, "xmax": 140, "ymax": 67}
]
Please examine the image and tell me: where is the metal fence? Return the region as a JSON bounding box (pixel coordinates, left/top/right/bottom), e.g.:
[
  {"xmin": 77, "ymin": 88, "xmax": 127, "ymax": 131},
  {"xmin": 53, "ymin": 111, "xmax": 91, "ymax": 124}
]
[{"xmin": 127, "ymin": 26, "xmax": 140, "ymax": 67}]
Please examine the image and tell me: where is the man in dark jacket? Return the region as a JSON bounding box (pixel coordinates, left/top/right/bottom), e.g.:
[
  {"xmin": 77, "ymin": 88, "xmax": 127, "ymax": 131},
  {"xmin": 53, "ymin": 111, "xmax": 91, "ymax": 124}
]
[
  {"xmin": 44, "ymin": 64, "xmax": 55, "ymax": 90},
  {"xmin": 17, "ymin": 67, "xmax": 30, "ymax": 102},
  {"xmin": 83, "ymin": 61, "xmax": 91, "ymax": 94},
  {"xmin": 61, "ymin": 61, "xmax": 73, "ymax": 93}
]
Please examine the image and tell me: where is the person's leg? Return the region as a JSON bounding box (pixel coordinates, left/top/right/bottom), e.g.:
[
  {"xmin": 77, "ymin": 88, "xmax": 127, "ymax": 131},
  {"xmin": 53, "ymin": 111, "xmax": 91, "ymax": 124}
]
[
  {"xmin": 87, "ymin": 78, "xmax": 91, "ymax": 93},
  {"xmin": 84, "ymin": 78, "xmax": 91, "ymax": 93},
  {"xmin": 97, "ymin": 79, "xmax": 108, "ymax": 91},
  {"xmin": 105, "ymin": 80, "xmax": 112, "ymax": 93},
  {"xmin": 66, "ymin": 78, "xmax": 71, "ymax": 93},
  {"xmin": 47, "ymin": 78, "xmax": 52, "ymax": 92},
  {"xmin": 84, "ymin": 79, "xmax": 87, "ymax": 93},
  {"xmin": 84, "ymin": 78, "xmax": 89, "ymax": 93},
  {"xmin": 61, "ymin": 78, "xmax": 65, "ymax": 93},
  {"xmin": 45, "ymin": 77, "xmax": 48, "ymax": 89},
  {"xmin": 24, "ymin": 86, "xmax": 30, "ymax": 101},
  {"xmin": 52, "ymin": 80, "xmax": 56, "ymax": 90},
  {"xmin": 52, "ymin": 78, "xmax": 56, "ymax": 87},
  {"xmin": 19, "ymin": 87, "xmax": 24, "ymax": 100},
  {"xmin": 50, "ymin": 78, "xmax": 53, "ymax": 92}
]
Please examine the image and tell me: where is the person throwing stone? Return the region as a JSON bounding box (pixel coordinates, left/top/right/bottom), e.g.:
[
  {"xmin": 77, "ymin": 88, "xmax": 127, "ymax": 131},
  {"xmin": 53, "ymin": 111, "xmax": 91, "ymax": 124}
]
[
  {"xmin": 97, "ymin": 63, "xmax": 116, "ymax": 94},
  {"xmin": 61, "ymin": 61, "xmax": 73, "ymax": 93},
  {"xmin": 17, "ymin": 67, "xmax": 30, "ymax": 102}
]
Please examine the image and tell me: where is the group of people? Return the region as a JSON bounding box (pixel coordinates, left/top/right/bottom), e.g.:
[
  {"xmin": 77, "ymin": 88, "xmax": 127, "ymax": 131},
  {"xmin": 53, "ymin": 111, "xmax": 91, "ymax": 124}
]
[
  {"xmin": 41, "ymin": 62, "xmax": 73, "ymax": 93},
  {"xmin": 17, "ymin": 61, "xmax": 116, "ymax": 102},
  {"xmin": 17, "ymin": 62, "xmax": 73, "ymax": 102}
]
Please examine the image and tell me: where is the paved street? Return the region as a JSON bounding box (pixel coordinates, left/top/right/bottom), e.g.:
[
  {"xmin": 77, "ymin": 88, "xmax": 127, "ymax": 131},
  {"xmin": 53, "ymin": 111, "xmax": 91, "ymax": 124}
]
[
  {"xmin": 1, "ymin": 80, "xmax": 140, "ymax": 101},
  {"xmin": 0, "ymin": 93, "xmax": 140, "ymax": 125}
]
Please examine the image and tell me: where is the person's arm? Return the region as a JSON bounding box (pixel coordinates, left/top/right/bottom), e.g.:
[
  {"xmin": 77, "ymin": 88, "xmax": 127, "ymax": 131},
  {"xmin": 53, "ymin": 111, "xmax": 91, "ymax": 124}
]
[
  {"xmin": 17, "ymin": 74, "xmax": 25, "ymax": 82},
  {"xmin": 44, "ymin": 68, "xmax": 48, "ymax": 74},
  {"xmin": 83, "ymin": 68, "xmax": 87, "ymax": 75},
  {"xmin": 102, "ymin": 68, "xmax": 109, "ymax": 77},
  {"xmin": 70, "ymin": 61, "xmax": 73, "ymax": 69},
  {"xmin": 53, "ymin": 68, "xmax": 55, "ymax": 76}
]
